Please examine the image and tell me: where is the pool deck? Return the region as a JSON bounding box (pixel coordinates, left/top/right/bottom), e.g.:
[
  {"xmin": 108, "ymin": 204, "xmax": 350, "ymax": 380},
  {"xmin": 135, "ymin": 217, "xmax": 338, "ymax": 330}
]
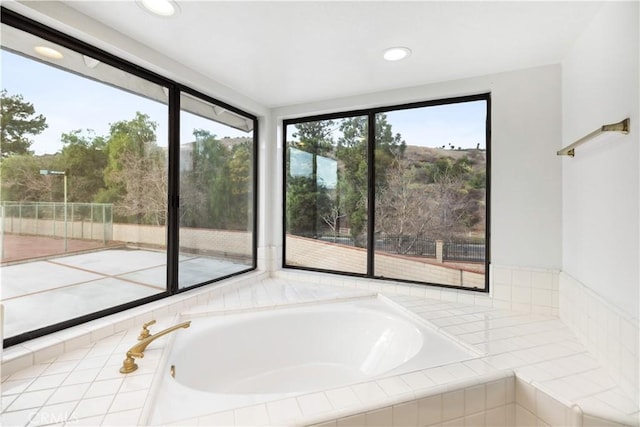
[{"xmin": 1, "ymin": 272, "xmax": 638, "ymax": 426}]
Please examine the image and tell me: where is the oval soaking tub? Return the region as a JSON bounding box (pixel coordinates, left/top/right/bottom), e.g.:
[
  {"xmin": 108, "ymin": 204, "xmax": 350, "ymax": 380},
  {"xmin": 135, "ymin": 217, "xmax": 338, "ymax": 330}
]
[{"xmin": 149, "ymin": 296, "xmax": 477, "ymax": 424}]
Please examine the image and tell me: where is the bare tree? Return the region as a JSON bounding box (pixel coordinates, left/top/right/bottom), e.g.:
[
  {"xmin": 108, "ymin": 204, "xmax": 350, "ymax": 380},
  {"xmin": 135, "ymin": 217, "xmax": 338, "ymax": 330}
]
[
  {"xmin": 0, "ymin": 154, "xmax": 59, "ymax": 201},
  {"xmin": 109, "ymin": 144, "xmax": 167, "ymax": 225},
  {"xmin": 375, "ymin": 156, "xmax": 438, "ymax": 254},
  {"xmin": 320, "ymin": 190, "xmax": 346, "ymax": 242},
  {"xmin": 429, "ymin": 161, "xmax": 477, "ymax": 240},
  {"xmin": 376, "ymin": 152, "xmax": 481, "ymax": 254}
]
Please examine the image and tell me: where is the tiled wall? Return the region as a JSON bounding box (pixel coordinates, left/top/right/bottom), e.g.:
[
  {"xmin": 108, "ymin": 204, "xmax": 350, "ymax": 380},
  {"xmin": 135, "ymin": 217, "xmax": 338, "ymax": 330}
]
[
  {"xmin": 514, "ymin": 378, "xmax": 583, "ymax": 427},
  {"xmin": 490, "ymin": 265, "xmax": 560, "ymax": 316},
  {"xmin": 559, "ymin": 272, "xmax": 640, "ymax": 407},
  {"xmin": 308, "ymin": 376, "xmax": 515, "ymax": 427},
  {"xmin": 277, "ymin": 264, "xmax": 560, "ymax": 316},
  {"xmin": 308, "ymin": 377, "xmax": 595, "ymax": 427}
]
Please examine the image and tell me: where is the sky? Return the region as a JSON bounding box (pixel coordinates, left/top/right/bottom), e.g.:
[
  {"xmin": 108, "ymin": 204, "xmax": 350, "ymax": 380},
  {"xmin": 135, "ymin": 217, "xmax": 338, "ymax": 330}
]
[
  {"xmin": 286, "ymin": 102, "xmax": 487, "ymax": 151},
  {"xmin": 3, "ymin": 48, "xmax": 485, "ymax": 156},
  {"xmin": 1, "ymin": 50, "xmax": 251, "ymax": 155},
  {"xmin": 385, "ymin": 101, "xmax": 487, "ymax": 150},
  {"xmin": 287, "ymin": 99, "xmax": 487, "ymax": 189}
]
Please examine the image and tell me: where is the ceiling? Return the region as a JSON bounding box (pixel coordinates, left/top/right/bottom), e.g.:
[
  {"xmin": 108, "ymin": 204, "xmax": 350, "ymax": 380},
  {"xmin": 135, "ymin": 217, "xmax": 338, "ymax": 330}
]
[{"xmin": 59, "ymin": 1, "xmax": 602, "ymax": 108}]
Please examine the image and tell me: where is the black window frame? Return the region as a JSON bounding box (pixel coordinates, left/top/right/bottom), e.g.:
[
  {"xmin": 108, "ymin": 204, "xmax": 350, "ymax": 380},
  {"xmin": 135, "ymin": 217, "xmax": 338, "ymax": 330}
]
[
  {"xmin": 1, "ymin": 8, "xmax": 259, "ymax": 347},
  {"xmin": 282, "ymin": 94, "xmax": 491, "ymax": 292}
]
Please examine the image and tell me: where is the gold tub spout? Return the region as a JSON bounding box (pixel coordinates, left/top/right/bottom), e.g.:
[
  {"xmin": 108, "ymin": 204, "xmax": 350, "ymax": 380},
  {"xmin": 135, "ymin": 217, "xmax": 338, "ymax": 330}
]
[{"xmin": 120, "ymin": 320, "xmax": 191, "ymax": 374}]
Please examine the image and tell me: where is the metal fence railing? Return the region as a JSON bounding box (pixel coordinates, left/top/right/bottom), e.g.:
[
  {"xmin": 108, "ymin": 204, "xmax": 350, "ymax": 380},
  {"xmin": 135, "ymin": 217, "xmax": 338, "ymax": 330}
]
[
  {"xmin": 442, "ymin": 239, "xmax": 485, "ymax": 262},
  {"xmin": 314, "ymin": 233, "xmax": 485, "ymax": 263},
  {"xmin": 0, "ymin": 201, "xmax": 114, "ymax": 242},
  {"xmin": 375, "ymin": 235, "xmax": 437, "ymax": 257}
]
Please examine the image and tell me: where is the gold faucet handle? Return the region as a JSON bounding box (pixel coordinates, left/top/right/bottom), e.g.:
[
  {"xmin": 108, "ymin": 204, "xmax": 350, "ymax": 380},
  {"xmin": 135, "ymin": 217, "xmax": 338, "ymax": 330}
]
[{"xmin": 137, "ymin": 320, "xmax": 156, "ymax": 340}]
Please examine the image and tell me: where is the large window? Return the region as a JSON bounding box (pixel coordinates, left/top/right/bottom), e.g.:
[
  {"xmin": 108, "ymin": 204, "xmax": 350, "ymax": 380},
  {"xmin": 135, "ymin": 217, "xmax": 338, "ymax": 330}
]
[
  {"xmin": 0, "ymin": 10, "xmax": 257, "ymax": 346},
  {"xmin": 284, "ymin": 115, "xmax": 368, "ymax": 274},
  {"xmin": 178, "ymin": 93, "xmax": 255, "ymax": 288},
  {"xmin": 284, "ymin": 96, "xmax": 490, "ymax": 290}
]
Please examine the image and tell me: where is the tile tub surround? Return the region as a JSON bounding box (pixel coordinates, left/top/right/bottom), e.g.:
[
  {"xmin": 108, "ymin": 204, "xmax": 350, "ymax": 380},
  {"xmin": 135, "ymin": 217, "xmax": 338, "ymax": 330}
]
[
  {"xmin": 559, "ymin": 272, "xmax": 640, "ymax": 406},
  {"xmin": 1, "ymin": 271, "xmax": 270, "ymax": 378},
  {"xmin": 1, "ymin": 276, "xmax": 638, "ymax": 426},
  {"xmin": 308, "ymin": 377, "xmax": 579, "ymax": 427},
  {"xmin": 490, "ymin": 265, "xmax": 560, "ymax": 316},
  {"xmin": 276, "ymin": 264, "xmax": 561, "ymax": 316},
  {"xmin": 1, "ymin": 262, "xmax": 560, "ymax": 378}
]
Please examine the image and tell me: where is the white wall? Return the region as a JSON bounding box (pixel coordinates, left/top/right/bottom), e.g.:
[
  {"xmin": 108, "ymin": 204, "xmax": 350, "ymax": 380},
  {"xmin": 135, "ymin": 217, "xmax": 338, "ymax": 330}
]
[
  {"xmin": 561, "ymin": 1, "xmax": 639, "ymax": 319},
  {"xmin": 272, "ymin": 65, "xmax": 563, "ymax": 272}
]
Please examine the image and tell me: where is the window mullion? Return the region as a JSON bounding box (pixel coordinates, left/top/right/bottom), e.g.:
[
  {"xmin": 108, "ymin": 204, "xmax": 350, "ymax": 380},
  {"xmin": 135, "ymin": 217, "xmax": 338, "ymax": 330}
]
[
  {"xmin": 366, "ymin": 112, "xmax": 376, "ymax": 277},
  {"xmin": 167, "ymin": 86, "xmax": 180, "ymax": 295}
]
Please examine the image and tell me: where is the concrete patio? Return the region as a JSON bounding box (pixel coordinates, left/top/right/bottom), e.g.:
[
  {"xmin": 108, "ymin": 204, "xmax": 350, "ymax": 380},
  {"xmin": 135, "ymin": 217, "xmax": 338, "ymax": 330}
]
[{"xmin": 0, "ymin": 248, "xmax": 250, "ymax": 338}]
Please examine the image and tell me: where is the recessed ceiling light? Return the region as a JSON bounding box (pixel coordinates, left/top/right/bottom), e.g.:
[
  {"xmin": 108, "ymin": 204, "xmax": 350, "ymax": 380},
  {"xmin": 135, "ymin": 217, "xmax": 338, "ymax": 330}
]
[
  {"xmin": 383, "ymin": 47, "xmax": 412, "ymax": 62},
  {"xmin": 138, "ymin": 0, "xmax": 179, "ymax": 17},
  {"xmin": 34, "ymin": 46, "xmax": 63, "ymax": 60}
]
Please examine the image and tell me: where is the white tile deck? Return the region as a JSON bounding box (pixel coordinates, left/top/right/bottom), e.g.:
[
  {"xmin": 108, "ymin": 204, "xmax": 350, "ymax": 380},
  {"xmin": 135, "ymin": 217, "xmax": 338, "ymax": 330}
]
[{"xmin": 1, "ymin": 274, "xmax": 639, "ymax": 426}]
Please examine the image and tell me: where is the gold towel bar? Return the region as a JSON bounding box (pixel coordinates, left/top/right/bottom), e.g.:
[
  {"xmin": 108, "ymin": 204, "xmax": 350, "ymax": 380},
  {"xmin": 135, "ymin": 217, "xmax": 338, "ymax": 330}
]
[{"xmin": 557, "ymin": 118, "xmax": 630, "ymax": 157}]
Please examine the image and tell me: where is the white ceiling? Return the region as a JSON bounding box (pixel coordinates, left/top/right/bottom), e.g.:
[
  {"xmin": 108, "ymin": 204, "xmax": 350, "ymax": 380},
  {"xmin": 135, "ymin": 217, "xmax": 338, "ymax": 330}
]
[{"xmin": 60, "ymin": 1, "xmax": 602, "ymax": 108}]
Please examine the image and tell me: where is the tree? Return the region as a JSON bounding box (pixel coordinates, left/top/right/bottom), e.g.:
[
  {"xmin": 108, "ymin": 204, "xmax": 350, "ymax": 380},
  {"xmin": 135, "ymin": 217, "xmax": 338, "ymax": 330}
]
[
  {"xmin": 422, "ymin": 155, "xmax": 484, "ymax": 239},
  {"xmin": 291, "ymin": 120, "xmax": 335, "ymax": 157},
  {"xmin": 336, "ymin": 114, "xmax": 406, "ymax": 245},
  {"xmin": 320, "ymin": 189, "xmax": 346, "ymax": 242},
  {"xmin": 99, "ymin": 112, "xmax": 167, "ymax": 225},
  {"xmin": 0, "ymin": 153, "xmax": 62, "ymax": 201},
  {"xmin": 60, "ymin": 130, "xmax": 108, "ymax": 203},
  {"xmin": 287, "ymin": 120, "xmax": 336, "ymax": 237},
  {"xmin": 376, "ymin": 154, "xmax": 438, "ymax": 253},
  {"xmin": 0, "ymin": 90, "xmax": 48, "ymax": 157},
  {"xmin": 227, "ymin": 140, "xmax": 253, "ymax": 228},
  {"xmin": 286, "ymin": 175, "xmax": 331, "ymax": 236},
  {"xmin": 180, "ymin": 133, "xmax": 254, "ymax": 231}
]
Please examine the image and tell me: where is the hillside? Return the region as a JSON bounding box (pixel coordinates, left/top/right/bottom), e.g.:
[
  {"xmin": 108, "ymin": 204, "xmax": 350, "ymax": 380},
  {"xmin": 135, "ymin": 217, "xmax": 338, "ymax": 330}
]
[{"xmin": 403, "ymin": 145, "xmax": 486, "ymax": 164}]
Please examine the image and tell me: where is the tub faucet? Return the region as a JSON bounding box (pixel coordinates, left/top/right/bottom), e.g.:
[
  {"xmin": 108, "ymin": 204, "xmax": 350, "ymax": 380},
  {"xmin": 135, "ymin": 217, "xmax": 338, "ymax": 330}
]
[
  {"xmin": 137, "ymin": 319, "xmax": 156, "ymax": 340},
  {"xmin": 120, "ymin": 320, "xmax": 191, "ymax": 374}
]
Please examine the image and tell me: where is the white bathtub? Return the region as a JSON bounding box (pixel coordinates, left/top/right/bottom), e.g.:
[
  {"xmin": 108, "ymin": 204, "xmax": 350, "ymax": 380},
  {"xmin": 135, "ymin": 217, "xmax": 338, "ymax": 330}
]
[{"xmin": 149, "ymin": 296, "xmax": 477, "ymax": 424}]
